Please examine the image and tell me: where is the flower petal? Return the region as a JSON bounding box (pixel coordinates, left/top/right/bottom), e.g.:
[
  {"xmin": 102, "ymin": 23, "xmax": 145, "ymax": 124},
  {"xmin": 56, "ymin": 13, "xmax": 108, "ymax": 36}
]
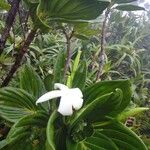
[
  {"xmin": 72, "ymin": 98, "xmax": 84, "ymax": 110},
  {"xmin": 57, "ymin": 96, "xmax": 73, "ymax": 116},
  {"xmin": 54, "ymin": 83, "xmax": 69, "ymax": 91},
  {"xmin": 36, "ymin": 90, "xmax": 63, "ymax": 105},
  {"xmin": 69, "ymin": 88, "xmax": 83, "ymax": 98}
]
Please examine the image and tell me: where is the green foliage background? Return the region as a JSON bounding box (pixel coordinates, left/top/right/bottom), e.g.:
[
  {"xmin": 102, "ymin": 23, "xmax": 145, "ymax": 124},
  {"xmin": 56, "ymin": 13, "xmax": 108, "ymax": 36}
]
[{"xmin": 0, "ymin": 0, "xmax": 150, "ymax": 149}]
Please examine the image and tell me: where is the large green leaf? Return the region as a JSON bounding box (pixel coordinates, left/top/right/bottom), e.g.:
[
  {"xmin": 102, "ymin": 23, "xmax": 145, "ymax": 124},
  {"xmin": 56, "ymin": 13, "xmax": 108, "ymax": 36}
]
[
  {"xmin": 94, "ymin": 121, "xmax": 147, "ymax": 150},
  {"xmin": 77, "ymin": 121, "xmax": 147, "ymax": 150},
  {"xmin": 0, "ymin": 112, "xmax": 47, "ymax": 150},
  {"xmin": 83, "ymin": 80, "xmax": 132, "ymax": 114},
  {"xmin": 78, "ymin": 132, "xmax": 118, "ymax": 150},
  {"xmin": 115, "ymin": 4, "xmax": 145, "ymax": 11},
  {"xmin": 37, "ymin": 0, "xmax": 110, "ymax": 26},
  {"xmin": 0, "ymin": 87, "xmax": 38, "ymax": 122},
  {"xmin": 69, "ymin": 89, "xmax": 122, "ymax": 130},
  {"xmin": 20, "ymin": 65, "xmax": 46, "ymax": 99}
]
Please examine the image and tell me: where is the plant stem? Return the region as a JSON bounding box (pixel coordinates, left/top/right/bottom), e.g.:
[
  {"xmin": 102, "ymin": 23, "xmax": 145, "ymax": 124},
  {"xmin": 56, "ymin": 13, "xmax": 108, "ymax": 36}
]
[
  {"xmin": 64, "ymin": 36, "xmax": 72, "ymax": 78},
  {"xmin": 96, "ymin": 8, "xmax": 110, "ymax": 81},
  {"xmin": 0, "ymin": 0, "xmax": 21, "ymax": 55},
  {"xmin": 62, "ymin": 28, "xmax": 74, "ymax": 78},
  {"xmin": 1, "ymin": 29, "xmax": 37, "ymax": 87}
]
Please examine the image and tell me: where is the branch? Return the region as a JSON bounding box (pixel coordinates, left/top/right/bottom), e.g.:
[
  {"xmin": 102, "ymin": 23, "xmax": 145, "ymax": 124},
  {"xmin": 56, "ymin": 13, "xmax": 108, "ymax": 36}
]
[
  {"xmin": 96, "ymin": 8, "xmax": 111, "ymax": 81},
  {"xmin": 1, "ymin": 29, "xmax": 37, "ymax": 87},
  {"xmin": 0, "ymin": 0, "xmax": 21, "ymax": 55},
  {"xmin": 63, "ymin": 28, "xmax": 74, "ymax": 78}
]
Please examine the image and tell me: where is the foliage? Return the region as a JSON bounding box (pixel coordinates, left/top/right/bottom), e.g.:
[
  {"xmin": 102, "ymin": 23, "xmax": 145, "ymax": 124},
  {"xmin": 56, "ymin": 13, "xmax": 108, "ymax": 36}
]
[
  {"xmin": 0, "ymin": 64, "xmax": 148, "ymax": 150},
  {"xmin": 0, "ymin": 0, "xmax": 150, "ymax": 149}
]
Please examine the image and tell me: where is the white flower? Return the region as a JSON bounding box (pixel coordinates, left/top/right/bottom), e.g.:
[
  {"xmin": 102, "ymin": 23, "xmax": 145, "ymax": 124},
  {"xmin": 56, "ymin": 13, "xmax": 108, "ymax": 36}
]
[{"xmin": 36, "ymin": 83, "xmax": 83, "ymax": 116}]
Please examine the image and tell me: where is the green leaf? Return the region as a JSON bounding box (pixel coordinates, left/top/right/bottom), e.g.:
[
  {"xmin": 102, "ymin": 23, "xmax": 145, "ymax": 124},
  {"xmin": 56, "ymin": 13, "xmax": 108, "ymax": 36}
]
[
  {"xmin": 115, "ymin": 4, "xmax": 145, "ymax": 11},
  {"xmin": 15, "ymin": 111, "xmax": 48, "ymax": 127},
  {"xmin": 0, "ymin": 87, "xmax": 38, "ymax": 122},
  {"xmin": 83, "ymin": 80, "xmax": 132, "ymax": 114},
  {"xmin": 53, "ymin": 50, "xmax": 66, "ymax": 83},
  {"xmin": 96, "ymin": 121, "xmax": 147, "ymax": 150},
  {"xmin": 67, "ymin": 50, "xmax": 82, "ymax": 87},
  {"xmin": 0, "ymin": 0, "xmax": 10, "ymax": 11},
  {"xmin": 72, "ymin": 61, "xmax": 87, "ymax": 90},
  {"xmin": 46, "ymin": 111, "xmax": 58, "ymax": 150},
  {"xmin": 66, "ymin": 138, "xmax": 78, "ymax": 150},
  {"xmin": 0, "ymin": 140, "xmax": 7, "ymax": 149},
  {"xmin": 20, "ymin": 65, "xmax": 46, "ymax": 99},
  {"xmin": 117, "ymin": 107, "xmax": 149, "ymax": 122},
  {"xmin": 74, "ymin": 22, "xmax": 99, "ymax": 37},
  {"xmin": 23, "ymin": 0, "xmax": 49, "ymax": 31},
  {"xmin": 69, "ymin": 89, "xmax": 122, "ymax": 130},
  {"xmin": 78, "ymin": 132, "xmax": 118, "ymax": 150},
  {"xmin": 44, "ymin": 74, "xmax": 54, "ymax": 91},
  {"xmin": 67, "ymin": 50, "xmax": 86, "ymax": 89},
  {"xmin": 0, "ymin": 125, "xmax": 31, "ymax": 149},
  {"xmin": 55, "ymin": 126, "xmax": 68, "ymax": 150},
  {"xmin": 74, "ymin": 34, "xmax": 89, "ymax": 41},
  {"xmin": 71, "ymin": 50, "xmax": 82, "ymax": 82},
  {"xmin": 37, "ymin": 0, "xmax": 110, "ymax": 26},
  {"xmin": 1, "ymin": 109, "xmax": 48, "ymax": 149}
]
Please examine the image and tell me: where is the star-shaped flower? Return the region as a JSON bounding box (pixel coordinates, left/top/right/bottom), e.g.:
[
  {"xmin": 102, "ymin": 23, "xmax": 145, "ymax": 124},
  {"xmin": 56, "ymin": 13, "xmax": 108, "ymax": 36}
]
[{"xmin": 36, "ymin": 83, "xmax": 83, "ymax": 116}]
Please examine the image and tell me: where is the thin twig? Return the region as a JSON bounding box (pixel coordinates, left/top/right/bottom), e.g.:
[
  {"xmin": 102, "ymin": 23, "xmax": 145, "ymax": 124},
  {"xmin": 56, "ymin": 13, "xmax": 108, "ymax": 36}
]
[
  {"xmin": 96, "ymin": 7, "xmax": 111, "ymax": 81},
  {"xmin": 62, "ymin": 28, "xmax": 74, "ymax": 78}
]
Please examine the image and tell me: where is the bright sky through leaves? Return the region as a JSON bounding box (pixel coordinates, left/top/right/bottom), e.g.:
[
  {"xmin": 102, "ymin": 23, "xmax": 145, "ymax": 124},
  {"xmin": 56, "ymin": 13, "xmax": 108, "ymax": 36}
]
[{"xmin": 138, "ymin": 0, "xmax": 150, "ymax": 9}]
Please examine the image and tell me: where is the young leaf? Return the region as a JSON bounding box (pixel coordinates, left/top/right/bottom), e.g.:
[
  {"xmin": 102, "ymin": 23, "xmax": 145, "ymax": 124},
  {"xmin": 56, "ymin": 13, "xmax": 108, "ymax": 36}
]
[
  {"xmin": 117, "ymin": 107, "xmax": 149, "ymax": 122},
  {"xmin": 67, "ymin": 50, "xmax": 82, "ymax": 87},
  {"xmin": 83, "ymin": 80, "xmax": 132, "ymax": 114},
  {"xmin": 72, "ymin": 61, "xmax": 87, "ymax": 90}
]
